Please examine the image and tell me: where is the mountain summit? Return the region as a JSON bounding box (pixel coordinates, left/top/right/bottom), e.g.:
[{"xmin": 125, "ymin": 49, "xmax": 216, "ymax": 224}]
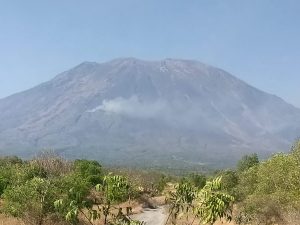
[{"xmin": 0, "ymin": 58, "xmax": 299, "ymax": 168}]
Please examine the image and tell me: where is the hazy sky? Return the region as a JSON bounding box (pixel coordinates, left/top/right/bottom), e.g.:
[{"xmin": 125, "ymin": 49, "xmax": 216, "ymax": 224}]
[{"xmin": 0, "ymin": 0, "xmax": 299, "ymax": 107}]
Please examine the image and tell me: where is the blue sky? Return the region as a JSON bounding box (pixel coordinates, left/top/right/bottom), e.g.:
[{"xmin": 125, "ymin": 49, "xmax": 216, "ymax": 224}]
[{"xmin": 0, "ymin": 0, "xmax": 299, "ymax": 107}]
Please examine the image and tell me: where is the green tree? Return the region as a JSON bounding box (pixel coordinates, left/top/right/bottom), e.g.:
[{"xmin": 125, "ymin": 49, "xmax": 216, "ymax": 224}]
[
  {"xmin": 167, "ymin": 181, "xmax": 197, "ymax": 223},
  {"xmin": 235, "ymin": 149, "xmax": 300, "ymax": 224},
  {"xmin": 188, "ymin": 173, "xmax": 207, "ymax": 189},
  {"xmin": 55, "ymin": 174, "xmax": 141, "ymax": 225},
  {"xmin": 166, "ymin": 176, "xmax": 234, "ymax": 225},
  {"xmin": 196, "ymin": 177, "xmax": 234, "ymax": 224},
  {"xmin": 2, "ymin": 177, "xmax": 57, "ymax": 225},
  {"xmin": 95, "ymin": 174, "xmax": 132, "ymax": 224},
  {"xmin": 74, "ymin": 159, "xmax": 103, "ymax": 185},
  {"xmin": 0, "ymin": 161, "xmax": 47, "ymax": 196},
  {"xmin": 215, "ymin": 170, "xmax": 238, "ymax": 196},
  {"xmin": 237, "ymin": 153, "xmax": 259, "ymax": 173},
  {"xmin": 235, "ymin": 166, "xmax": 258, "ymax": 201},
  {"xmin": 53, "ymin": 172, "xmax": 92, "ymax": 224}
]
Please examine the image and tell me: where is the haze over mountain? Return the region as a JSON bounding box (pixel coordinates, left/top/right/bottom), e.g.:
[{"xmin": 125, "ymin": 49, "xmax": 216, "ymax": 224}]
[{"xmin": 0, "ymin": 58, "xmax": 299, "ymax": 168}]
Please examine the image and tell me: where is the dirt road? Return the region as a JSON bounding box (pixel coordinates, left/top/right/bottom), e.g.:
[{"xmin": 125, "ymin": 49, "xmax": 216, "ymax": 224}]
[{"xmin": 131, "ymin": 207, "xmax": 167, "ymax": 225}]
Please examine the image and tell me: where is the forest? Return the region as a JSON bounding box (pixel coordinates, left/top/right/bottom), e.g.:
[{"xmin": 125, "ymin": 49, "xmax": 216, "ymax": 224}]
[{"xmin": 0, "ymin": 141, "xmax": 300, "ymax": 225}]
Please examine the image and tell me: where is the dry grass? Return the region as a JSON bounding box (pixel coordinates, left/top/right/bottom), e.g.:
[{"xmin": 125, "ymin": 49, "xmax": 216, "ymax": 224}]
[
  {"xmin": 164, "ymin": 211, "xmax": 235, "ymax": 225},
  {"xmin": 0, "ymin": 214, "xmax": 24, "ymax": 225},
  {"xmin": 0, "ymin": 196, "xmax": 161, "ymax": 225}
]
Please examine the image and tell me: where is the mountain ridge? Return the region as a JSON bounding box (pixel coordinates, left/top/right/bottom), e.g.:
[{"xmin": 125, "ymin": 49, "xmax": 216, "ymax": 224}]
[
  {"xmin": 2, "ymin": 58, "xmax": 297, "ymax": 110},
  {"xmin": 0, "ymin": 58, "xmax": 299, "ymax": 168}
]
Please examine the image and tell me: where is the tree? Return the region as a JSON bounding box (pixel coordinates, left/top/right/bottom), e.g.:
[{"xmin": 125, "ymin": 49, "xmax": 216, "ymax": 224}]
[
  {"xmin": 166, "ymin": 176, "xmax": 234, "ymax": 225},
  {"xmin": 32, "ymin": 151, "xmax": 71, "ymax": 177},
  {"xmin": 55, "ymin": 174, "xmax": 142, "ymax": 225},
  {"xmin": 237, "ymin": 153, "xmax": 259, "ymax": 173},
  {"xmin": 74, "ymin": 159, "xmax": 103, "ymax": 185},
  {"xmin": 215, "ymin": 170, "xmax": 238, "ymax": 195},
  {"xmin": 95, "ymin": 174, "xmax": 132, "ymax": 224},
  {"xmin": 53, "ymin": 172, "xmax": 92, "ymax": 224},
  {"xmin": 2, "ymin": 177, "xmax": 57, "ymax": 225},
  {"xmin": 188, "ymin": 173, "xmax": 207, "ymax": 189},
  {"xmin": 235, "ymin": 149, "xmax": 300, "ymax": 224},
  {"xmin": 0, "ymin": 161, "xmax": 47, "ymax": 195},
  {"xmin": 167, "ymin": 180, "xmax": 197, "ymax": 224},
  {"xmin": 235, "ymin": 166, "xmax": 258, "ymax": 201},
  {"xmin": 196, "ymin": 177, "xmax": 234, "ymax": 224}
]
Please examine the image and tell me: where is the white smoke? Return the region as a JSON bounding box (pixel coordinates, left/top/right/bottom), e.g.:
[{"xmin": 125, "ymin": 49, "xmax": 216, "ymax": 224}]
[
  {"xmin": 87, "ymin": 95, "xmax": 210, "ymax": 129},
  {"xmin": 87, "ymin": 95, "xmax": 170, "ymax": 119}
]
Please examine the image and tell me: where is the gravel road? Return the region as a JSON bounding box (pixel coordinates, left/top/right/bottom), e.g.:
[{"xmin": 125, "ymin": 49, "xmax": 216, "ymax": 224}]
[{"xmin": 131, "ymin": 207, "xmax": 167, "ymax": 225}]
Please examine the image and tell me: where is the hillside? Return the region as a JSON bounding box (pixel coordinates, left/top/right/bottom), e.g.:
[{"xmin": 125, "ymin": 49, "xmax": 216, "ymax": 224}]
[{"xmin": 0, "ymin": 58, "xmax": 299, "ymax": 168}]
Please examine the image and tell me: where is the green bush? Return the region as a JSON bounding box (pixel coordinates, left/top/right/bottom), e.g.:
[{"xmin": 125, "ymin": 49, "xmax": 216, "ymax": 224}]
[
  {"xmin": 234, "ymin": 143, "xmax": 300, "ymax": 224},
  {"xmin": 2, "ymin": 177, "xmax": 58, "ymax": 225},
  {"xmin": 187, "ymin": 173, "xmax": 206, "ymax": 189},
  {"xmin": 0, "ymin": 176, "xmax": 8, "ymax": 196},
  {"xmin": 74, "ymin": 159, "xmax": 103, "ymax": 185},
  {"xmin": 237, "ymin": 153, "xmax": 259, "ymax": 173}
]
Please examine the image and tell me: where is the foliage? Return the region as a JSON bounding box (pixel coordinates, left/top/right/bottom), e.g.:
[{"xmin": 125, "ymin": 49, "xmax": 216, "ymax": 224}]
[
  {"xmin": 156, "ymin": 174, "xmax": 169, "ymax": 193},
  {"xmin": 0, "ymin": 156, "xmax": 148, "ymax": 225},
  {"xmin": 166, "ymin": 176, "xmax": 234, "ymax": 224},
  {"xmin": 0, "ymin": 157, "xmax": 103, "ymax": 225},
  {"xmin": 2, "ymin": 143, "xmax": 300, "ymax": 225},
  {"xmin": 74, "ymin": 159, "xmax": 103, "ymax": 185},
  {"xmin": 52, "ymin": 172, "xmax": 93, "ymax": 224},
  {"xmin": 0, "ymin": 156, "xmax": 22, "ymax": 166},
  {"xmin": 48, "ymin": 160, "xmax": 104, "ymax": 224},
  {"xmin": 32, "ymin": 151, "xmax": 71, "ymax": 177},
  {"xmin": 167, "ymin": 180, "xmax": 197, "ymax": 222},
  {"xmin": 235, "ymin": 166, "xmax": 258, "ymax": 201},
  {"xmin": 0, "ymin": 161, "xmax": 47, "ymax": 195},
  {"xmin": 2, "ymin": 177, "xmax": 57, "ymax": 225},
  {"xmin": 0, "ymin": 175, "xmax": 8, "ymax": 196},
  {"xmin": 96, "ymin": 174, "xmax": 131, "ymax": 203},
  {"xmin": 233, "ymin": 142, "xmax": 300, "ymax": 224},
  {"xmin": 54, "ymin": 187, "xmax": 94, "ymax": 224},
  {"xmin": 112, "ymin": 168, "xmax": 171, "ymax": 196},
  {"xmin": 196, "ymin": 177, "xmax": 234, "ymax": 224},
  {"xmin": 187, "ymin": 173, "xmax": 207, "ymax": 189},
  {"xmin": 55, "ymin": 173, "xmax": 142, "ymax": 225},
  {"xmin": 236, "ymin": 153, "xmax": 259, "ymax": 173},
  {"xmin": 214, "ymin": 170, "xmax": 238, "ymax": 196}
]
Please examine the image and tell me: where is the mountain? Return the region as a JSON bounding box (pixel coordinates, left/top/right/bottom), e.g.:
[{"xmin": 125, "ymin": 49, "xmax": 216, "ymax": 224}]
[{"xmin": 0, "ymin": 58, "xmax": 299, "ymax": 168}]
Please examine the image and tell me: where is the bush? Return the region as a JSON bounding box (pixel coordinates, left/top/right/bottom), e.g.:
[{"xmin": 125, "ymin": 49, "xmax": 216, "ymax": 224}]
[
  {"xmin": 0, "ymin": 176, "xmax": 8, "ymax": 196},
  {"xmin": 187, "ymin": 173, "xmax": 206, "ymax": 189},
  {"xmin": 74, "ymin": 159, "xmax": 103, "ymax": 185},
  {"xmin": 237, "ymin": 153, "xmax": 259, "ymax": 173},
  {"xmin": 32, "ymin": 151, "xmax": 71, "ymax": 177},
  {"xmin": 235, "ymin": 146, "xmax": 300, "ymax": 224},
  {"xmin": 2, "ymin": 177, "xmax": 58, "ymax": 225}
]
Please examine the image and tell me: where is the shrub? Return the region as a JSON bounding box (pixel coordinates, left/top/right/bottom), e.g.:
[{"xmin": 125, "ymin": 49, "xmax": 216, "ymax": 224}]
[{"xmin": 2, "ymin": 177, "xmax": 58, "ymax": 225}]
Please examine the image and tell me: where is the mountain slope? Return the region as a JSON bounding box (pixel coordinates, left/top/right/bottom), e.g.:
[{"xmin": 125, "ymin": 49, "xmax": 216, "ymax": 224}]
[{"xmin": 0, "ymin": 58, "xmax": 299, "ymax": 168}]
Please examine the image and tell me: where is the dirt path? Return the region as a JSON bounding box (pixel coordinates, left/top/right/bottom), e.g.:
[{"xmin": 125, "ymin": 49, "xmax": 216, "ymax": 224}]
[{"xmin": 131, "ymin": 207, "xmax": 167, "ymax": 225}]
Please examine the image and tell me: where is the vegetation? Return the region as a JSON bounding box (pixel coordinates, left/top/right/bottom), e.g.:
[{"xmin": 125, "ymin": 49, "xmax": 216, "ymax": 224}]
[
  {"xmin": 0, "ymin": 153, "xmax": 146, "ymax": 225},
  {"xmin": 230, "ymin": 141, "xmax": 300, "ymax": 225},
  {"xmin": 236, "ymin": 153, "xmax": 259, "ymax": 173},
  {"xmin": 0, "ymin": 152, "xmax": 171, "ymax": 225},
  {"xmin": 166, "ymin": 176, "xmax": 234, "ymax": 225},
  {"xmin": 1, "ymin": 141, "xmax": 300, "ymax": 224}
]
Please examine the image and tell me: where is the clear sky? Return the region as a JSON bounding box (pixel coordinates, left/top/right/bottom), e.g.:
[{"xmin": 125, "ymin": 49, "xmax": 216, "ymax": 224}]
[{"xmin": 0, "ymin": 0, "xmax": 299, "ymax": 107}]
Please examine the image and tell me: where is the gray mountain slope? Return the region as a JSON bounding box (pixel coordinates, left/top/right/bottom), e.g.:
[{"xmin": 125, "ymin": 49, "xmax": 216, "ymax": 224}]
[{"xmin": 0, "ymin": 58, "xmax": 299, "ymax": 168}]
